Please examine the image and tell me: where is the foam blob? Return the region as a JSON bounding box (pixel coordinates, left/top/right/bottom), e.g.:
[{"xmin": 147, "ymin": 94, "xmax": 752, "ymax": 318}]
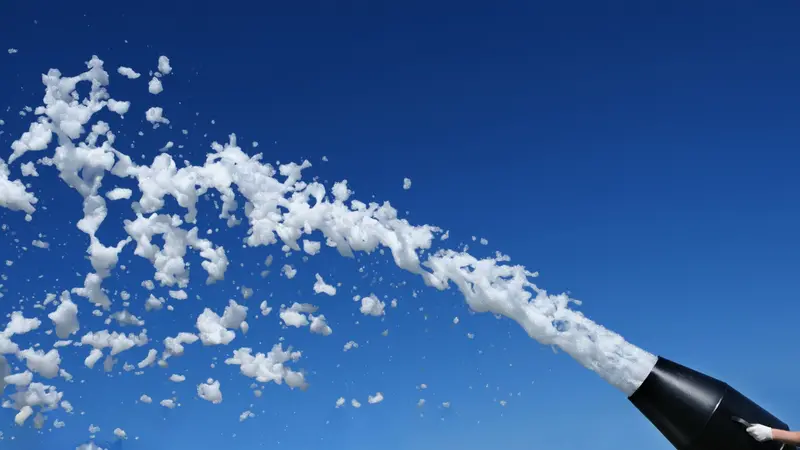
[{"xmin": 197, "ymin": 378, "xmax": 222, "ymax": 404}]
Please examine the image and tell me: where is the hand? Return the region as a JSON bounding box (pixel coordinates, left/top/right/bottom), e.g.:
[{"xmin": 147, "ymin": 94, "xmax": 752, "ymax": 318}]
[{"xmin": 747, "ymin": 424, "xmax": 774, "ymax": 442}]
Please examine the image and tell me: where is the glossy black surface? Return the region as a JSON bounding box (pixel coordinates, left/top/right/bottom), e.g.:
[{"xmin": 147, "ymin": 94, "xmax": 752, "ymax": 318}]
[{"xmin": 629, "ymin": 357, "xmax": 794, "ymax": 450}]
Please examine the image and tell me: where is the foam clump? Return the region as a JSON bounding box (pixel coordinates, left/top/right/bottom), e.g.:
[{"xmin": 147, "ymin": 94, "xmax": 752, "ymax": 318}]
[
  {"xmin": 197, "ymin": 379, "xmax": 222, "ymax": 404},
  {"xmin": 0, "ymin": 157, "xmax": 38, "ymax": 216}
]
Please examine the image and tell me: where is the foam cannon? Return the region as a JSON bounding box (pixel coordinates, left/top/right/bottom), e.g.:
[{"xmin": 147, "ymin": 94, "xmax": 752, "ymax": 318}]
[{"xmin": 628, "ymin": 356, "xmax": 795, "ymax": 450}]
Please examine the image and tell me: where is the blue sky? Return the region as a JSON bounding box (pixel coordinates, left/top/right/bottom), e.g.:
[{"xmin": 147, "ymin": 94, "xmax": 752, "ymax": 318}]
[{"xmin": 2, "ymin": 1, "xmax": 800, "ymax": 449}]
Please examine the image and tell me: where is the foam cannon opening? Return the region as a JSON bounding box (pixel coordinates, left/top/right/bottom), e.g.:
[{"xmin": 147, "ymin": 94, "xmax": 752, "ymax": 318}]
[{"xmin": 628, "ymin": 356, "xmax": 795, "ymax": 450}]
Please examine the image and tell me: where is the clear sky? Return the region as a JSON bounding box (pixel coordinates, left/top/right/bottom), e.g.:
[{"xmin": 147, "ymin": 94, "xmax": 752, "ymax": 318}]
[{"xmin": 1, "ymin": 1, "xmax": 800, "ymax": 449}]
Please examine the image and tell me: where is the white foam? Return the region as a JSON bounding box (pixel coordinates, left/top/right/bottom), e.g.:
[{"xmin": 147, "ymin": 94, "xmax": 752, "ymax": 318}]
[
  {"xmin": 359, "ymin": 294, "xmax": 386, "ymax": 317},
  {"xmin": 148, "ymin": 77, "xmax": 163, "ymax": 95},
  {"xmin": 224, "ymin": 345, "xmax": 306, "ymax": 389},
  {"xmin": 197, "ymin": 379, "xmax": 222, "ymax": 404},
  {"xmin": 169, "ymin": 374, "xmax": 185, "ymax": 383},
  {"xmin": 313, "ymin": 273, "xmax": 337, "ymax": 296},
  {"xmin": 117, "ymin": 66, "xmax": 141, "ymax": 79},
  {"xmin": 106, "ymin": 187, "xmax": 132, "ymax": 201},
  {"xmin": 4, "ymin": 371, "xmax": 33, "ymax": 387},
  {"xmin": 309, "ymin": 315, "xmax": 333, "ymax": 336},
  {"xmin": 0, "ymin": 54, "xmax": 657, "ymax": 432},
  {"xmin": 0, "ymin": 158, "xmax": 37, "ymax": 215},
  {"xmin": 145, "ymin": 107, "xmax": 169, "ymax": 125},
  {"xmin": 368, "ymin": 392, "xmax": 384, "ymax": 404},
  {"xmin": 17, "ymin": 349, "xmax": 61, "ymax": 378},
  {"xmin": 48, "ymin": 292, "xmax": 79, "ymax": 339},
  {"xmin": 157, "ymin": 56, "xmax": 172, "ymax": 75}
]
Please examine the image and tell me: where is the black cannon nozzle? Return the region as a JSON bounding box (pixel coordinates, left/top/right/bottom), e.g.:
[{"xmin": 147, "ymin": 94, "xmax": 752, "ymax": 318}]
[{"xmin": 629, "ymin": 357, "xmax": 794, "ymax": 450}]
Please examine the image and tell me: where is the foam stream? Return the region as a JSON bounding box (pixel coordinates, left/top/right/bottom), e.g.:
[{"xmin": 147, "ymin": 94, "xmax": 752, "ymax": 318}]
[{"xmin": 0, "ymin": 56, "xmax": 657, "ymax": 429}]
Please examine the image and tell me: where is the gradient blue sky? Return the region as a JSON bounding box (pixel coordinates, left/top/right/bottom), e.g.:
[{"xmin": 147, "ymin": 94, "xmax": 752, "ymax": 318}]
[{"xmin": 1, "ymin": 1, "xmax": 800, "ymax": 449}]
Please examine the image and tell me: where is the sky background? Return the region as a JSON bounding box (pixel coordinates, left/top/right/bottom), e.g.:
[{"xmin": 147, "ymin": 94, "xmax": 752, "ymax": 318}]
[{"xmin": 1, "ymin": 1, "xmax": 800, "ymax": 449}]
